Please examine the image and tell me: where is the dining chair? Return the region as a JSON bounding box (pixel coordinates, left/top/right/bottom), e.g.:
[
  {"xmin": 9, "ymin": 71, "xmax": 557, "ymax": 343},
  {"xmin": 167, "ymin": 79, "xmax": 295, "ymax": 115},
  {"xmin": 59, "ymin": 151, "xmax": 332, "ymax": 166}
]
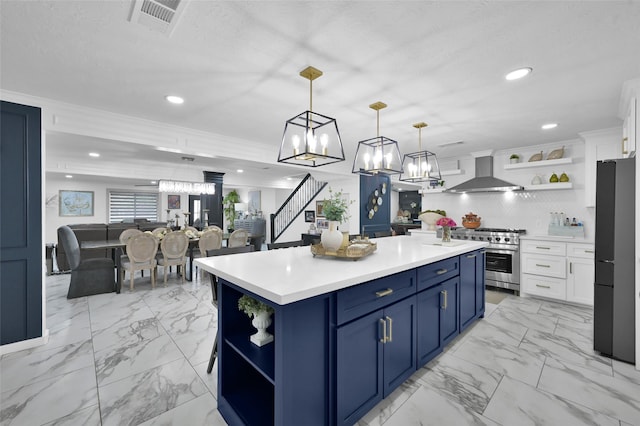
[
  {"xmin": 228, "ymin": 229, "xmax": 249, "ymax": 248},
  {"xmin": 267, "ymin": 240, "xmax": 304, "ymax": 250},
  {"xmin": 151, "ymin": 227, "xmax": 169, "ymax": 239},
  {"xmin": 58, "ymin": 225, "xmax": 116, "ymax": 299},
  {"xmin": 121, "ymin": 233, "xmax": 158, "ymax": 291},
  {"xmin": 118, "ymin": 228, "xmax": 143, "ymax": 281},
  {"xmin": 185, "ymin": 226, "xmax": 198, "ymax": 233},
  {"xmin": 194, "ymin": 230, "xmax": 223, "ymax": 278},
  {"xmin": 205, "ymin": 225, "xmax": 223, "ymax": 233},
  {"xmin": 205, "ymin": 245, "xmax": 255, "ymax": 374},
  {"xmin": 157, "ymin": 231, "xmax": 189, "ymax": 285}
]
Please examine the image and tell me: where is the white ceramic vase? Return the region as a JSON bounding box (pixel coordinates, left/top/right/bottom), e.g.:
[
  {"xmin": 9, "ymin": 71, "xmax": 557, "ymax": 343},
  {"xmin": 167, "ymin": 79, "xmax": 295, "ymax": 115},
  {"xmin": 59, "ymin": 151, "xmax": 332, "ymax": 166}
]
[
  {"xmin": 418, "ymin": 212, "xmax": 444, "ymax": 231},
  {"xmin": 250, "ymin": 310, "xmax": 274, "ymax": 347},
  {"xmin": 321, "ymin": 221, "xmax": 343, "ymax": 252}
]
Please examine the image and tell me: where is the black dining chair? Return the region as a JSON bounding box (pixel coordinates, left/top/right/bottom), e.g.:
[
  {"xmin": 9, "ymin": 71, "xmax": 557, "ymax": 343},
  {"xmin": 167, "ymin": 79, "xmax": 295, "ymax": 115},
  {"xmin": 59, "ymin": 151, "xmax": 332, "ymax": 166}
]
[
  {"xmin": 267, "ymin": 240, "xmax": 304, "ymax": 250},
  {"xmin": 205, "ymin": 245, "xmax": 255, "ymax": 374},
  {"xmin": 58, "ymin": 225, "xmax": 116, "ymax": 299}
]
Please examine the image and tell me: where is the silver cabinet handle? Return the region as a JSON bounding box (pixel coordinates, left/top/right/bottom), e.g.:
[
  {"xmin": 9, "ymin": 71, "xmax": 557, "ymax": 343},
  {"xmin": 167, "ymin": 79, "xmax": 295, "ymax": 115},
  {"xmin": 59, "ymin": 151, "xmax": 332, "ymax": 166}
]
[
  {"xmin": 380, "ymin": 318, "xmax": 387, "ymax": 343},
  {"xmin": 570, "ymin": 262, "xmax": 573, "ymax": 274},
  {"xmin": 376, "ymin": 288, "xmax": 394, "ymax": 297},
  {"xmin": 386, "ymin": 316, "xmax": 393, "ymax": 343},
  {"xmin": 442, "ymin": 290, "xmax": 448, "ymax": 309},
  {"xmin": 466, "ymin": 254, "xmax": 477, "ymax": 259},
  {"xmin": 535, "ymin": 264, "xmax": 550, "ymax": 268},
  {"xmin": 585, "ymin": 250, "xmax": 594, "ymax": 254},
  {"xmin": 436, "ymin": 269, "xmax": 448, "ymax": 275},
  {"xmin": 536, "ymin": 284, "xmax": 551, "ymax": 289},
  {"xmin": 536, "ymin": 246, "xmax": 551, "ymax": 250}
]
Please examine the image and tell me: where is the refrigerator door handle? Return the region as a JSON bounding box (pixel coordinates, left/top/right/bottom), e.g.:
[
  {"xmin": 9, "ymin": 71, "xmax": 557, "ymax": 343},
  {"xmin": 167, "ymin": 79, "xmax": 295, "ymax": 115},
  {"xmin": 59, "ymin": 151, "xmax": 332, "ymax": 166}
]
[{"xmin": 598, "ymin": 260, "xmax": 615, "ymax": 264}]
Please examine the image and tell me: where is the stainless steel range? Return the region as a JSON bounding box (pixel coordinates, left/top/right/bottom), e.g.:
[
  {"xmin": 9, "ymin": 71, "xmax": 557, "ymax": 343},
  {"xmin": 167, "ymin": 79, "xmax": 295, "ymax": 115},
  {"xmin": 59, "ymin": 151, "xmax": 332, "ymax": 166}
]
[{"xmin": 438, "ymin": 227, "xmax": 526, "ymax": 294}]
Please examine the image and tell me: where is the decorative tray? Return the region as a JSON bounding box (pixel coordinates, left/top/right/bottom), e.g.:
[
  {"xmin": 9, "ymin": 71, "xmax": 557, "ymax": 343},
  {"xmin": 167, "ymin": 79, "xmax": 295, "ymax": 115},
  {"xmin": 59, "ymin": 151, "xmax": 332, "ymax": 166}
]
[{"xmin": 310, "ymin": 240, "xmax": 377, "ymax": 260}]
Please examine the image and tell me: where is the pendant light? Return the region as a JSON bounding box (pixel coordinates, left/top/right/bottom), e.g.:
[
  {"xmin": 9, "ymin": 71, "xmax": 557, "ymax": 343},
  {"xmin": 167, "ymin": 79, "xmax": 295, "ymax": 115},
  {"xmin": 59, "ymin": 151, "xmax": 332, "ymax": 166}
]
[
  {"xmin": 278, "ymin": 66, "xmax": 345, "ymax": 167},
  {"xmin": 399, "ymin": 122, "xmax": 441, "ymax": 183},
  {"xmin": 352, "ymin": 102, "xmax": 403, "ymax": 175}
]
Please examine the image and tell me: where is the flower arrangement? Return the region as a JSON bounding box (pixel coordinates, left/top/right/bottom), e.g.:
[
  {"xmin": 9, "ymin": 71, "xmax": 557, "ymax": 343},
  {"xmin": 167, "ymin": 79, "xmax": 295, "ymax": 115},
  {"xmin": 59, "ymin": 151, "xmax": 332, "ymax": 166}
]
[
  {"xmin": 238, "ymin": 295, "xmax": 274, "ymax": 318},
  {"xmin": 184, "ymin": 229, "xmax": 197, "ymax": 239},
  {"xmin": 436, "ymin": 217, "xmax": 457, "ymax": 228},
  {"xmin": 322, "ymin": 188, "xmax": 353, "ymax": 223}
]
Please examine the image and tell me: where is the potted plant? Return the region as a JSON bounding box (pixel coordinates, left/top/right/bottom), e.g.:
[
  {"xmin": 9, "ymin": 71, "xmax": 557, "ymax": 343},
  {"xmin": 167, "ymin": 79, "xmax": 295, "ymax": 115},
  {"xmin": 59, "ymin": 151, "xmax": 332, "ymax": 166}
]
[
  {"xmin": 320, "ymin": 188, "xmax": 352, "ymax": 251},
  {"xmin": 223, "ymin": 190, "xmax": 241, "ymax": 232},
  {"xmin": 510, "ymin": 154, "xmax": 520, "ymax": 164},
  {"xmin": 238, "ymin": 294, "xmax": 274, "ymax": 346}
]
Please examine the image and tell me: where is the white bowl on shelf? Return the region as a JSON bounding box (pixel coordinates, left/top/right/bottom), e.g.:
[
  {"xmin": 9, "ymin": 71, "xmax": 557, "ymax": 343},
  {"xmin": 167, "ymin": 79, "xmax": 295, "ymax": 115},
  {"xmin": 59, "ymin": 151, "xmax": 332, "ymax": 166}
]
[{"xmin": 418, "ymin": 212, "xmax": 444, "ymax": 231}]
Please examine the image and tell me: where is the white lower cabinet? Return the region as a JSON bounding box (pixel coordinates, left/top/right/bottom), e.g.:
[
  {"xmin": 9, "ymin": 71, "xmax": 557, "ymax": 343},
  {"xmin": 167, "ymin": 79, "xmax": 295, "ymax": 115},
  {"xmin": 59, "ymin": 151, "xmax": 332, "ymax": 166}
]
[{"xmin": 521, "ymin": 239, "xmax": 594, "ymax": 306}]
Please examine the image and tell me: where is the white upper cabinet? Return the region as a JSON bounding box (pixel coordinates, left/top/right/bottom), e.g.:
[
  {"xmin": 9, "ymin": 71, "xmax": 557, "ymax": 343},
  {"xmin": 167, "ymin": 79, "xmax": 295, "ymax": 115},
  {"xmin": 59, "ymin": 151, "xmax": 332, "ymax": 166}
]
[{"xmin": 582, "ymin": 128, "xmax": 622, "ymax": 208}]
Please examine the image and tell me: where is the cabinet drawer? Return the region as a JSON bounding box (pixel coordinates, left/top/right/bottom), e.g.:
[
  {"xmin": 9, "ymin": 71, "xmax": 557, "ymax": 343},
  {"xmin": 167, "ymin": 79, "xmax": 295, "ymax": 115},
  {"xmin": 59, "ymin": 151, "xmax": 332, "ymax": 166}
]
[
  {"xmin": 337, "ymin": 269, "xmax": 416, "ymax": 325},
  {"xmin": 522, "ymin": 254, "xmax": 566, "ymax": 278},
  {"xmin": 521, "ymin": 240, "xmax": 566, "ymax": 256},
  {"xmin": 417, "ymin": 257, "xmax": 459, "ymax": 291},
  {"xmin": 522, "ymin": 273, "xmax": 566, "ymax": 300},
  {"xmin": 567, "ymin": 243, "xmax": 595, "ymax": 259}
]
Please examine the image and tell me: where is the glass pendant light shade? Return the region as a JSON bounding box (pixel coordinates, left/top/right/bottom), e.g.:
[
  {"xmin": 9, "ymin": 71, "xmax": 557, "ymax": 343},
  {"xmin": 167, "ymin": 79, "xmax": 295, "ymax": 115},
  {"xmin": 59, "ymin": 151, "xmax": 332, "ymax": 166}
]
[
  {"xmin": 352, "ymin": 102, "xmax": 404, "ymax": 176},
  {"xmin": 400, "ymin": 122, "xmax": 442, "ymax": 183},
  {"xmin": 278, "ymin": 66, "xmax": 345, "ymax": 167}
]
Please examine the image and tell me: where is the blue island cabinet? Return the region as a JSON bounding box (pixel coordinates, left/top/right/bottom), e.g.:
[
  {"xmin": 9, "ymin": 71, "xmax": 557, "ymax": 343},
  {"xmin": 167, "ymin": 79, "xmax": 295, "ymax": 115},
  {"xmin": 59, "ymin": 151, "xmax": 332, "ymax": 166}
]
[{"xmin": 459, "ymin": 249, "xmax": 486, "ymax": 331}]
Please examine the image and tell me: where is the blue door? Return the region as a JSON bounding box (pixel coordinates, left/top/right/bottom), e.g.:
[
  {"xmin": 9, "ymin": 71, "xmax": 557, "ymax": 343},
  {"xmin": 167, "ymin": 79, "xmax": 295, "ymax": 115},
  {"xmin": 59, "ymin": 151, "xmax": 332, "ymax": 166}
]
[
  {"xmin": 1, "ymin": 101, "xmax": 42, "ymax": 345},
  {"xmin": 460, "ymin": 252, "xmax": 478, "ymax": 330},
  {"xmin": 440, "ymin": 277, "xmax": 459, "ymax": 347},
  {"xmin": 416, "ymin": 284, "xmax": 443, "ymax": 365},
  {"xmin": 383, "ymin": 295, "xmax": 417, "ymax": 395}
]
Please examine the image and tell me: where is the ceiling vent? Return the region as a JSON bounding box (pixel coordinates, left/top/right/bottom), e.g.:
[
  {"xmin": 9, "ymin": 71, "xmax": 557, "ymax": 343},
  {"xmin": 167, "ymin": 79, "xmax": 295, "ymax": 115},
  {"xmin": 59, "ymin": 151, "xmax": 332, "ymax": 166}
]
[{"xmin": 129, "ymin": 0, "xmax": 189, "ymax": 36}]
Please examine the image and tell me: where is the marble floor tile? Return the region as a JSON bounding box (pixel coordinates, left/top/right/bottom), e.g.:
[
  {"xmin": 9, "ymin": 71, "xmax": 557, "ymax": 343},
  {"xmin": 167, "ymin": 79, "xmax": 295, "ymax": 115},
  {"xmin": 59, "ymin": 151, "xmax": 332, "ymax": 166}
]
[
  {"xmin": 553, "ymin": 316, "xmax": 593, "ymax": 346},
  {"xmin": 0, "ymin": 339, "xmax": 94, "ymax": 392},
  {"xmin": 457, "ymin": 319, "xmax": 524, "ymax": 348},
  {"xmin": 487, "ymin": 305, "xmax": 558, "ymax": 334},
  {"xmin": 453, "ymin": 335, "xmax": 545, "ymax": 386},
  {"xmin": 520, "ymin": 328, "xmax": 612, "ymax": 376},
  {"xmin": 173, "ymin": 327, "xmax": 216, "ymax": 366},
  {"xmin": 194, "ymin": 359, "xmax": 218, "ymax": 398},
  {"xmin": 94, "ymin": 332, "xmax": 184, "ymax": 386},
  {"xmin": 89, "ymin": 297, "xmax": 156, "ymax": 335},
  {"xmin": 0, "ymin": 365, "xmax": 98, "ymax": 426},
  {"xmin": 415, "ymin": 352, "xmax": 502, "ymax": 414},
  {"xmin": 613, "ymin": 359, "xmax": 640, "ymax": 386},
  {"xmin": 538, "ymin": 357, "xmax": 640, "ymax": 425},
  {"xmin": 41, "ymin": 404, "xmax": 101, "ymax": 426},
  {"xmin": 138, "ymin": 393, "xmax": 226, "ymax": 425},
  {"xmin": 155, "ymin": 301, "xmax": 215, "ymax": 338},
  {"xmin": 498, "ymin": 295, "xmax": 543, "ymax": 314},
  {"xmin": 91, "ymin": 315, "xmax": 165, "ymax": 353},
  {"xmin": 484, "ymin": 302, "xmax": 499, "ymax": 317},
  {"xmin": 538, "ymin": 299, "xmax": 593, "ymax": 324},
  {"xmin": 382, "ymin": 385, "xmax": 500, "ymax": 426},
  {"xmin": 41, "ymin": 310, "xmax": 93, "ymax": 351},
  {"xmin": 356, "ymin": 378, "xmax": 421, "ymax": 426},
  {"xmin": 99, "ymin": 358, "xmax": 208, "ymax": 426},
  {"xmin": 483, "ymin": 375, "xmax": 619, "ymax": 426}
]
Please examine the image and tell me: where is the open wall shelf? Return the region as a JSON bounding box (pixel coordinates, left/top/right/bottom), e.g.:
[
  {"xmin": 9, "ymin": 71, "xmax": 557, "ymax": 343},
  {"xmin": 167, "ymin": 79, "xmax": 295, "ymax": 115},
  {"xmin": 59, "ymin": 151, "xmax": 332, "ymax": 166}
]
[
  {"xmin": 524, "ymin": 182, "xmax": 573, "ymax": 191},
  {"xmin": 504, "ymin": 157, "xmax": 572, "ymax": 170}
]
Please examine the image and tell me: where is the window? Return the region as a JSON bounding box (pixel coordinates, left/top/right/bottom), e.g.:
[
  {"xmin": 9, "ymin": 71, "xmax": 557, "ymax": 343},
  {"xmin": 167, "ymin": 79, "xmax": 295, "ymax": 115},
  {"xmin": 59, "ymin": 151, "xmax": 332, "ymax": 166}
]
[{"xmin": 108, "ymin": 190, "xmax": 158, "ymax": 223}]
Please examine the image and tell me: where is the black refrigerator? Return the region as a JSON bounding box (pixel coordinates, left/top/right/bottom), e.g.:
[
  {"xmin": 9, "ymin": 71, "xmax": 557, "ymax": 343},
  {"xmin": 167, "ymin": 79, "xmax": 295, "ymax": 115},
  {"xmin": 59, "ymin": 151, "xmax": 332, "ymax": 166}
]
[{"xmin": 593, "ymin": 157, "xmax": 636, "ymax": 364}]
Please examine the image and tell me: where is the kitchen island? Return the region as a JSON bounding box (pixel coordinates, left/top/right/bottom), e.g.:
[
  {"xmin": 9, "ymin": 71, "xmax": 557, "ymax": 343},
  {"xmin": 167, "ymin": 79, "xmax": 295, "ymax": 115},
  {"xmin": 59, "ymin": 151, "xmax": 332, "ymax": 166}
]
[{"xmin": 195, "ymin": 235, "xmax": 488, "ymax": 426}]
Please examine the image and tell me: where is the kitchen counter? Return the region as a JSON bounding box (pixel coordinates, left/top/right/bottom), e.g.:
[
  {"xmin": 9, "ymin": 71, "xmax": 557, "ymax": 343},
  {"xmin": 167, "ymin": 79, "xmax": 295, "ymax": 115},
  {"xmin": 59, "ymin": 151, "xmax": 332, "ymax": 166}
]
[
  {"xmin": 520, "ymin": 234, "xmax": 594, "ymax": 244},
  {"xmin": 194, "ymin": 235, "xmax": 488, "ymax": 304}
]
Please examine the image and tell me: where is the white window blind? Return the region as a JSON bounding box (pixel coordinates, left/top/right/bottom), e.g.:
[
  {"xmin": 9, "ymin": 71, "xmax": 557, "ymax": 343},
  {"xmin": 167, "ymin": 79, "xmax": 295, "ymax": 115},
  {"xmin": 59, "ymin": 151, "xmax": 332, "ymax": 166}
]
[{"xmin": 109, "ymin": 191, "xmax": 158, "ymax": 223}]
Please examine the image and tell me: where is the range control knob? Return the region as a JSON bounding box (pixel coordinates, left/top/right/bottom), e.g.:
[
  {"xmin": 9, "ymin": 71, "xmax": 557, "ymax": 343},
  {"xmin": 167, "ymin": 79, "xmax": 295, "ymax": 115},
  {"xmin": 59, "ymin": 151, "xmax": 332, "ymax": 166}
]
[
  {"xmin": 495, "ymin": 237, "xmax": 501, "ymax": 242},
  {"xmin": 504, "ymin": 237, "xmax": 510, "ymax": 242},
  {"xmin": 486, "ymin": 237, "xmax": 492, "ymax": 242},
  {"xmin": 471, "ymin": 236, "xmax": 476, "ymax": 240}
]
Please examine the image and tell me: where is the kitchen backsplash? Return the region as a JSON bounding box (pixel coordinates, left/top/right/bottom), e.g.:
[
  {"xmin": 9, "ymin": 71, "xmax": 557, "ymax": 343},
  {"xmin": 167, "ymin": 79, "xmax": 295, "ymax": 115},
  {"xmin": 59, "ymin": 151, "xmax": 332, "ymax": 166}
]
[{"xmin": 420, "ymin": 140, "xmax": 595, "ymax": 241}]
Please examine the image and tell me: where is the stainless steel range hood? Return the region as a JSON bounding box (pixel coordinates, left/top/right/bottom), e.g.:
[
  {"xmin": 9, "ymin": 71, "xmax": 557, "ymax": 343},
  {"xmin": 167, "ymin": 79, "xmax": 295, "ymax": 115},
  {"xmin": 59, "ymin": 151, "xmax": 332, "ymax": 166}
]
[{"xmin": 444, "ymin": 156, "xmax": 523, "ymax": 193}]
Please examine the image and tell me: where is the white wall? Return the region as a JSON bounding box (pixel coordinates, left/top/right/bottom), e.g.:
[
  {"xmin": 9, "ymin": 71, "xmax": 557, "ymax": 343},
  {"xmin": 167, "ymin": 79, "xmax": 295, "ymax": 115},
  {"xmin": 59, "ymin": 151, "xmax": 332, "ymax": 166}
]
[{"xmin": 421, "ymin": 140, "xmax": 596, "ymax": 239}]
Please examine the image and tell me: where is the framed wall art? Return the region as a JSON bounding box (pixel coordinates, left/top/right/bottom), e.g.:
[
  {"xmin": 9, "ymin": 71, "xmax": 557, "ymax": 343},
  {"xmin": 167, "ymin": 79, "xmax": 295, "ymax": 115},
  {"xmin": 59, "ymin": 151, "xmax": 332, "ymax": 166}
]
[
  {"xmin": 316, "ymin": 218, "xmax": 329, "ymax": 230},
  {"xmin": 59, "ymin": 190, "xmax": 94, "ymax": 217},
  {"xmin": 315, "ymin": 200, "xmax": 325, "ymax": 217},
  {"xmin": 168, "ymin": 194, "xmax": 181, "ymax": 209},
  {"xmin": 304, "ymin": 210, "xmax": 316, "ymax": 223}
]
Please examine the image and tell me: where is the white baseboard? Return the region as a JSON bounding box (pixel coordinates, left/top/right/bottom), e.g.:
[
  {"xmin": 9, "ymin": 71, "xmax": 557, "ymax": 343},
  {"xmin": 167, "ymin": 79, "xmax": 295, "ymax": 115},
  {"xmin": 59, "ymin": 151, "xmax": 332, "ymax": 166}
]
[{"xmin": 0, "ymin": 329, "xmax": 50, "ymax": 356}]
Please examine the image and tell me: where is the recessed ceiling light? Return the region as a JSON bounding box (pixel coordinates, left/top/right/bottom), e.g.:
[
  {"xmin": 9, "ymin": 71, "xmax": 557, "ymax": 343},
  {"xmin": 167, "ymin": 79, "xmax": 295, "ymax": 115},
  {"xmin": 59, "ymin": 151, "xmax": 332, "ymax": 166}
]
[
  {"xmin": 286, "ymin": 177, "xmax": 293, "ymax": 181},
  {"xmin": 165, "ymin": 95, "xmax": 184, "ymax": 104},
  {"xmin": 89, "ymin": 152, "xmax": 100, "ymax": 157},
  {"xmin": 237, "ymin": 169, "xmax": 244, "ymax": 173},
  {"xmin": 541, "ymin": 123, "xmax": 558, "ymax": 130},
  {"xmin": 505, "ymin": 67, "xmax": 532, "ymax": 81},
  {"xmin": 65, "ymin": 175, "xmax": 73, "ymax": 178},
  {"xmin": 150, "ymin": 180, "xmax": 157, "ymax": 184}
]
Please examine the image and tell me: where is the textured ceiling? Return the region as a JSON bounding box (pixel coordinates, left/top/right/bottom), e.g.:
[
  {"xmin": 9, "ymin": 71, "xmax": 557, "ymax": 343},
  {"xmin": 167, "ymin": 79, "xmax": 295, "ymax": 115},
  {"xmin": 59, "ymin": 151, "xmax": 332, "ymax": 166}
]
[{"xmin": 1, "ymin": 1, "xmax": 639, "ymax": 188}]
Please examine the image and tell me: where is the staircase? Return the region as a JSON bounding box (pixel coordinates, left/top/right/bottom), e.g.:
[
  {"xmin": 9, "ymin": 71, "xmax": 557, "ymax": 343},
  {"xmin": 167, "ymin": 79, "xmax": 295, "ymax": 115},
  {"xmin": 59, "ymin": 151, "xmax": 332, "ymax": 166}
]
[{"xmin": 270, "ymin": 174, "xmax": 327, "ymax": 243}]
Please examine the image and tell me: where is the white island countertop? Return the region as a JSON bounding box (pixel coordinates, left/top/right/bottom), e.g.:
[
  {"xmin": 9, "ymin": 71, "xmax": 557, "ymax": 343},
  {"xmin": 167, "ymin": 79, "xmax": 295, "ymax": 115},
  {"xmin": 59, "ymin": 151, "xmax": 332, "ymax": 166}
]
[{"xmin": 194, "ymin": 235, "xmax": 488, "ymax": 305}]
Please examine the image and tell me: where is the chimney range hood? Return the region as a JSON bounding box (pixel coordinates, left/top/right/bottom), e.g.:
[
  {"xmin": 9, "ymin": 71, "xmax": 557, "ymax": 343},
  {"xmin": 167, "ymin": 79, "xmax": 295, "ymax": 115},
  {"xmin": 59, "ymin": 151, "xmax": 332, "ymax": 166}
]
[{"xmin": 444, "ymin": 155, "xmax": 523, "ymax": 193}]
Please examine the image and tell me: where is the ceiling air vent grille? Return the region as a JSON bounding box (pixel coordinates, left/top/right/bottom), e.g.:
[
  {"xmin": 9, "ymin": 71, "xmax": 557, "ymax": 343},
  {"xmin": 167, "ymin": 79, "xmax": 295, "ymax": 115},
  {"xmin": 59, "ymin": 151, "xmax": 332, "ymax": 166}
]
[{"xmin": 129, "ymin": 0, "xmax": 188, "ymax": 36}]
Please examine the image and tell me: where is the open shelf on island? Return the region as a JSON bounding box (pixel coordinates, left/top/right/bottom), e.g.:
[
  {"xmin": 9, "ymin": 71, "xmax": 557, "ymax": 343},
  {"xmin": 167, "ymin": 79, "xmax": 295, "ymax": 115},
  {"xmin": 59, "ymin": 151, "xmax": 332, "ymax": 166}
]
[
  {"xmin": 505, "ymin": 157, "xmax": 572, "ymax": 170},
  {"xmin": 524, "ymin": 182, "xmax": 573, "ymax": 191},
  {"xmin": 226, "ymin": 333, "xmax": 275, "ymax": 383}
]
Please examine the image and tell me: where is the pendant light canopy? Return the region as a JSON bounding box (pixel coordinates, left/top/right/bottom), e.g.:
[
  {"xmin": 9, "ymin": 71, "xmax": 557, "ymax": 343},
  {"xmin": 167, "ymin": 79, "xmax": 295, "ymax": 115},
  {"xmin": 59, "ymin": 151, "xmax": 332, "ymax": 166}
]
[
  {"xmin": 278, "ymin": 66, "xmax": 345, "ymax": 167},
  {"xmin": 399, "ymin": 122, "xmax": 442, "ymax": 183},
  {"xmin": 352, "ymin": 102, "xmax": 403, "ymax": 176}
]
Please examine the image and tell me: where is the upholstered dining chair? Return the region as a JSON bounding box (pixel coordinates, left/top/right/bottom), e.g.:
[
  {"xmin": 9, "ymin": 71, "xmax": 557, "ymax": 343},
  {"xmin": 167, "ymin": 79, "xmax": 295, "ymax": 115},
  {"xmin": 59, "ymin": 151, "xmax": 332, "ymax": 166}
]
[
  {"xmin": 151, "ymin": 227, "xmax": 169, "ymax": 239},
  {"xmin": 58, "ymin": 225, "xmax": 116, "ymax": 299},
  {"xmin": 205, "ymin": 245, "xmax": 255, "ymax": 374},
  {"xmin": 194, "ymin": 230, "xmax": 223, "ymax": 278},
  {"xmin": 228, "ymin": 229, "xmax": 249, "ymax": 248},
  {"xmin": 157, "ymin": 231, "xmax": 189, "ymax": 285},
  {"xmin": 118, "ymin": 228, "xmax": 143, "ymax": 281},
  {"xmin": 121, "ymin": 233, "xmax": 158, "ymax": 291},
  {"xmin": 205, "ymin": 225, "xmax": 223, "ymax": 233}
]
